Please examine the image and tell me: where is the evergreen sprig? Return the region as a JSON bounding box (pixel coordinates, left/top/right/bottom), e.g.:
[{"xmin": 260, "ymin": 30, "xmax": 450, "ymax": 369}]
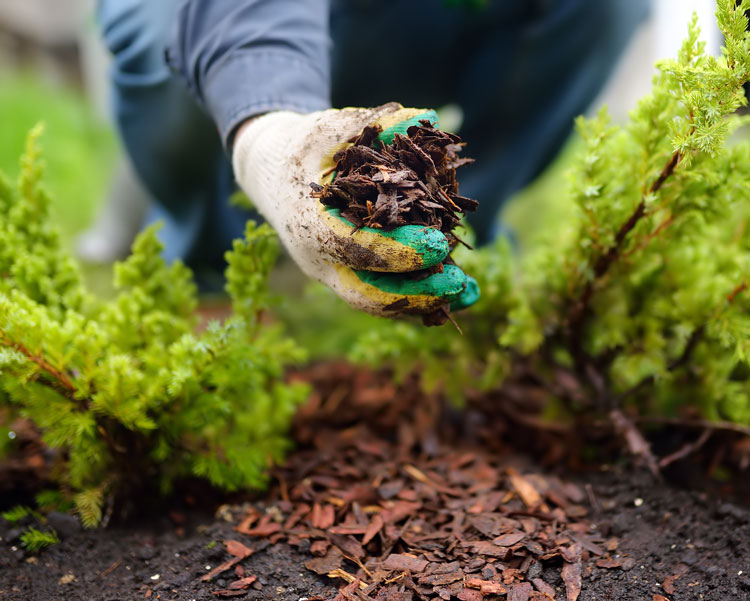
[
  {"xmin": 1, "ymin": 505, "xmax": 33, "ymax": 523},
  {"xmin": 19, "ymin": 527, "xmax": 59, "ymax": 553},
  {"xmin": 0, "ymin": 131, "xmax": 308, "ymax": 526}
]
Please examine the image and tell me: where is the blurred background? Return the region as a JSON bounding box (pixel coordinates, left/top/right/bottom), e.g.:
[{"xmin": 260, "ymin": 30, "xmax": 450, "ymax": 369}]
[
  {"xmin": 0, "ymin": 0, "xmax": 722, "ymax": 306},
  {"xmin": 0, "ymin": 0, "xmax": 115, "ymax": 247}
]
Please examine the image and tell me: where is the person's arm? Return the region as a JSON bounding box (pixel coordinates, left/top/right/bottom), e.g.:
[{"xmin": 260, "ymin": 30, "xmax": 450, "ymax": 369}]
[
  {"xmin": 166, "ymin": 0, "xmax": 331, "ymax": 149},
  {"xmin": 168, "ymin": 1, "xmax": 478, "ymax": 318}
]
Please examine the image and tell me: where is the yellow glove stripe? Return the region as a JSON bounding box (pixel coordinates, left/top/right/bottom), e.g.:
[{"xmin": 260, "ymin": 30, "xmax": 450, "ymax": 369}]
[
  {"xmin": 318, "ymin": 205, "xmax": 426, "ymax": 272},
  {"xmin": 374, "ymin": 107, "xmax": 434, "ymax": 134}
]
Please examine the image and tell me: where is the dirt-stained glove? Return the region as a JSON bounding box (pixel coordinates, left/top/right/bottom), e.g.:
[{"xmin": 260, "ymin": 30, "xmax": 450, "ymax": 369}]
[{"xmin": 232, "ymin": 102, "xmax": 479, "ymax": 318}]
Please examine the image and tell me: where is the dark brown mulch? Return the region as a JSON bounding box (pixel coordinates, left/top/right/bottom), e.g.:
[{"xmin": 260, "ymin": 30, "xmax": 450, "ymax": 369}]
[
  {"xmin": 233, "ymin": 363, "xmax": 601, "ymax": 601},
  {"xmin": 1, "ymin": 363, "xmax": 749, "ymax": 601},
  {"xmin": 310, "ymin": 121, "xmax": 477, "ymax": 235}
]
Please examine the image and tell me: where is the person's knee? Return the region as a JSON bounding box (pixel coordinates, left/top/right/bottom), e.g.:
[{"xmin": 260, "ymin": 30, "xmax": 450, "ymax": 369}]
[{"xmin": 98, "ymin": 0, "xmax": 174, "ymax": 79}]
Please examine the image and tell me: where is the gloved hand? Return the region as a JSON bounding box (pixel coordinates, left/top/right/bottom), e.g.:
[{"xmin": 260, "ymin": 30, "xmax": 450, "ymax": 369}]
[{"xmin": 232, "ymin": 102, "xmax": 479, "ymax": 318}]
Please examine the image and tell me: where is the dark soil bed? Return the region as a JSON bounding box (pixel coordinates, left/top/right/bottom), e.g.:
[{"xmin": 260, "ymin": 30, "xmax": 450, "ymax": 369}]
[{"xmin": 1, "ymin": 364, "xmax": 749, "ymax": 601}]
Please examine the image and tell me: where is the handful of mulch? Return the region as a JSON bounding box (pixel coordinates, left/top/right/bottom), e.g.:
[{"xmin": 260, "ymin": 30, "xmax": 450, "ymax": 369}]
[{"xmin": 310, "ymin": 121, "xmax": 478, "ymax": 326}]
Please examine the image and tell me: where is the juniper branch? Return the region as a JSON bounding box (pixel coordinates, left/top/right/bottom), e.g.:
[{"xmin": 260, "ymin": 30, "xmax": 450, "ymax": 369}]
[
  {"xmin": 567, "ymin": 150, "xmax": 682, "ymax": 335},
  {"xmin": 617, "ymin": 277, "xmax": 749, "ymax": 403},
  {"xmin": 0, "ymin": 331, "xmax": 76, "ymax": 395}
]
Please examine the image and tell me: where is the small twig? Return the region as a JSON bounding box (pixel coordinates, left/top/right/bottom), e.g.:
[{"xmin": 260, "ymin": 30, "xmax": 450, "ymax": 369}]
[
  {"xmin": 609, "ymin": 408, "xmax": 660, "ymax": 476},
  {"xmin": 96, "ymin": 559, "xmax": 121, "ymax": 579},
  {"xmin": 327, "ymin": 569, "xmax": 368, "ymax": 589},
  {"xmin": 347, "ymin": 554, "xmax": 373, "ymax": 579},
  {"xmin": 100, "ymin": 490, "xmax": 115, "ymax": 528},
  {"xmin": 385, "ymin": 571, "xmax": 406, "ymax": 584},
  {"xmin": 0, "ymin": 332, "xmax": 76, "ymax": 394},
  {"xmin": 659, "ymin": 428, "xmax": 712, "ymax": 468},
  {"xmin": 585, "ymin": 483, "xmax": 600, "ymax": 515},
  {"xmin": 444, "ymin": 308, "xmax": 463, "ymax": 334},
  {"xmin": 621, "ymin": 213, "xmax": 676, "ymax": 260},
  {"xmin": 726, "ymin": 281, "xmax": 748, "ymax": 304},
  {"xmin": 635, "ymin": 415, "xmax": 750, "ymax": 437}
]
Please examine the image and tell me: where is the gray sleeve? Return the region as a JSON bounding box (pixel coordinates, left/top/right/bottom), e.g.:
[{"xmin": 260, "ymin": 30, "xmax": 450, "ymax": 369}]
[{"xmin": 167, "ymin": 0, "xmax": 332, "ymax": 149}]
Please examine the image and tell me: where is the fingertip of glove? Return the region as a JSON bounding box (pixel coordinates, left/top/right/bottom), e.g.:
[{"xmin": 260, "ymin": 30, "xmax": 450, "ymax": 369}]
[
  {"xmin": 435, "ymin": 264, "xmax": 469, "ymax": 299},
  {"xmin": 386, "ymin": 225, "xmax": 450, "ymax": 268},
  {"xmin": 354, "ymin": 263, "xmax": 466, "ymax": 299},
  {"xmin": 451, "ymin": 275, "xmax": 480, "ymax": 311}
]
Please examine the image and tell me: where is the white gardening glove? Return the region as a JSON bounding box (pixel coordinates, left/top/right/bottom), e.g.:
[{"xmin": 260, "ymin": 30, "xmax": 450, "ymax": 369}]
[{"xmin": 232, "ymin": 102, "xmax": 478, "ymax": 317}]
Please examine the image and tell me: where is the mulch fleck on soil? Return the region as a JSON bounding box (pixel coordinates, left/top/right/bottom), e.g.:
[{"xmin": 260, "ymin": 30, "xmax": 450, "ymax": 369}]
[{"xmin": 217, "ymin": 363, "xmax": 613, "ymax": 601}]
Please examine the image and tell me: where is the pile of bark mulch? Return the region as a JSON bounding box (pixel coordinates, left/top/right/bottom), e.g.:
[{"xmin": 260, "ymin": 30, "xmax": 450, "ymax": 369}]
[{"xmin": 214, "ymin": 364, "xmax": 614, "ymax": 601}]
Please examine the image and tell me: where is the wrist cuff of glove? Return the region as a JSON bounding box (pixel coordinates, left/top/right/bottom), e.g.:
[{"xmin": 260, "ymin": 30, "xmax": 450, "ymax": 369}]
[
  {"xmin": 232, "ymin": 111, "xmax": 309, "ymax": 193},
  {"xmin": 206, "ymin": 51, "xmax": 330, "ymax": 151}
]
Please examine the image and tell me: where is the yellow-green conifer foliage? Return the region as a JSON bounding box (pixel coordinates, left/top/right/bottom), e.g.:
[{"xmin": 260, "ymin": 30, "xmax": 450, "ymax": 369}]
[
  {"xmin": 0, "ymin": 128, "xmax": 307, "ymax": 526},
  {"xmin": 352, "ymin": 0, "xmax": 750, "ymax": 429}
]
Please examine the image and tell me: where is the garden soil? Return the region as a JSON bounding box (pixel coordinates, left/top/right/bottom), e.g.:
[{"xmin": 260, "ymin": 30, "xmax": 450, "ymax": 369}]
[{"xmin": 1, "ymin": 363, "xmax": 749, "ymax": 601}]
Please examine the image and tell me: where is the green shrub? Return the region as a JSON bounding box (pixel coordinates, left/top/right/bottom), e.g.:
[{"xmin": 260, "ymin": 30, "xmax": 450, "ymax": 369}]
[
  {"xmin": 352, "ymin": 1, "xmax": 750, "ymax": 430},
  {"xmin": 1, "ymin": 505, "xmax": 59, "ymax": 553},
  {"xmin": 0, "ymin": 128, "xmax": 308, "ymax": 526}
]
